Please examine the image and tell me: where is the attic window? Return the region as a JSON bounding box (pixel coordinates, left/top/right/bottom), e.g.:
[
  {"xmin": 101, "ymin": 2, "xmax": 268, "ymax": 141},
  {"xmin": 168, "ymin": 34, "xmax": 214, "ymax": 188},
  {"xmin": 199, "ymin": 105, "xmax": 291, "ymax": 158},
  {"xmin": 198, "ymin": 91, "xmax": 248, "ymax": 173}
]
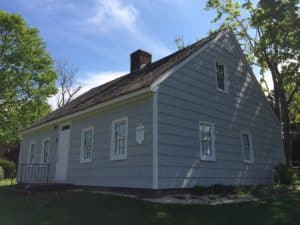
[{"xmin": 216, "ymin": 62, "xmax": 228, "ymax": 92}]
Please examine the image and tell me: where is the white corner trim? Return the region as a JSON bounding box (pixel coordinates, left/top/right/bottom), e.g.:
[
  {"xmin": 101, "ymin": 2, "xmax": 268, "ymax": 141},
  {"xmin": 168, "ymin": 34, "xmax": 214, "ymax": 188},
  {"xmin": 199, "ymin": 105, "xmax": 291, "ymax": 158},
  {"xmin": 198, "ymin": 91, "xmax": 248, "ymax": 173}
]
[
  {"xmin": 150, "ymin": 30, "xmax": 228, "ymax": 91},
  {"xmin": 22, "ymin": 87, "xmax": 152, "ymax": 135},
  {"xmin": 152, "ymin": 90, "xmax": 158, "ymax": 189},
  {"xmin": 40, "ymin": 137, "xmax": 51, "ymax": 163},
  {"xmin": 110, "ymin": 117, "xmax": 128, "ymax": 161},
  {"xmin": 80, "ymin": 126, "xmax": 94, "ymax": 164}
]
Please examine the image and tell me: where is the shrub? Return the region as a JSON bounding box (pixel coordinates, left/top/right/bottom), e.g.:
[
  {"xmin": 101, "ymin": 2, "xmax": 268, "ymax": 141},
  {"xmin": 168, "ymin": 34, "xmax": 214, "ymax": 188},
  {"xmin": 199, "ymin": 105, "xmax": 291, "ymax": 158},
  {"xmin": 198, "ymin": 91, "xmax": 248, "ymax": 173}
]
[
  {"xmin": 273, "ymin": 163, "xmax": 293, "ymax": 185},
  {"xmin": 0, "ymin": 159, "xmax": 16, "ymax": 179},
  {"xmin": 194, "ymin": 185, "xmax": 206, "ymax": 195},
  {"xmin": 0, "ymin": 166, "xmax": 4, "ymax": 180},
  {"xmin": 208, "ymin": 184, "xmax": 237, "ymax": 195},
  {"xmin": 194, "ymin": 184, "xmax": 237, "ymax": 195}
]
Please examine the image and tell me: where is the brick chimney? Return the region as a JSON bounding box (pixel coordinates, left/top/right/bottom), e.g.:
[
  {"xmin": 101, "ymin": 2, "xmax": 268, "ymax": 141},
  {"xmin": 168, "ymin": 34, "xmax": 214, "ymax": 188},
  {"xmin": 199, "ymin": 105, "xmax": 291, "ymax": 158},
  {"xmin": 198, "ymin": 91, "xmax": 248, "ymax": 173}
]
[{"xmin": 130, "ymin": 49, "xmax": 152, "ymax": 72}]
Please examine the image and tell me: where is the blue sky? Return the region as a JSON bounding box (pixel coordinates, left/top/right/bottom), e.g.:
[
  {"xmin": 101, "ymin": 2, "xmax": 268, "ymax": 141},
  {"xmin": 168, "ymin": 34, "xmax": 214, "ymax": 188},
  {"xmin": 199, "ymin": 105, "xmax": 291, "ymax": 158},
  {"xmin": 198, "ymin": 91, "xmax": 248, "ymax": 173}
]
[{"xmin": 1, "ymin": 0, "xmax": 270, "ymax": 108}]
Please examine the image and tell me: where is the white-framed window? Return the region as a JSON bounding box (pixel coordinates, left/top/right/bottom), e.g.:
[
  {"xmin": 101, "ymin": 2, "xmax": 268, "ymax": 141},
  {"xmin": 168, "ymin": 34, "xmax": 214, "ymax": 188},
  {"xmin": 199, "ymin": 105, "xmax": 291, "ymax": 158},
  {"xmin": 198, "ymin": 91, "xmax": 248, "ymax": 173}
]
[
  {"xmin": 111, "ymin": 117, "xmax": 128, "ymax": 160},
  {"xmin": 241, "ymin": 131, "xmax": 254, "ymax": 163},
  {"xmin": 199, "ymin": 121, "xmax": 216, "ymax": 161},
  {"xmin": 28, "ymin": 142, "xmax": 36, "ymax": 163},
  {"xmin": 41, "ymin": 138, "xmax": 50, "ymax": 164},
  {"xmin": 80, "ymin": 127, "xmax": 94, "ymax": 163},
  {"xmin": 216, "ymin": 61, "xmax": 228, "ymax": 92}
]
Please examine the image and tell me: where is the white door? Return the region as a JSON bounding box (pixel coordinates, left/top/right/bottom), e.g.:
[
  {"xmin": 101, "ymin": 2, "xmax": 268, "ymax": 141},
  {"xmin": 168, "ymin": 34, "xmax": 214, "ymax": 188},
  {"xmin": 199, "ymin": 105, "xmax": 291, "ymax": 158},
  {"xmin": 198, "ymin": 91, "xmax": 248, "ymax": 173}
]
[{"xmin": 55, "ymin": 123, "xmax": 71, "ymax": 182}]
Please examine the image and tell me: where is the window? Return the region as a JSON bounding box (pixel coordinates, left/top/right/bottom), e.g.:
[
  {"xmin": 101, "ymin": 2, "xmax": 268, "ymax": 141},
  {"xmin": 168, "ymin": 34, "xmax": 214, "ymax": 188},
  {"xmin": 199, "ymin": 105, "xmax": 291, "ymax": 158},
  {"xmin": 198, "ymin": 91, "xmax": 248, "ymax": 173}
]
[
  {"xmin": 216, "ymin": 62, "xmax": 227, "ymax": 92},
  {"xmin": 80, "ymin": 127, "xmax": 94, "ymax": 163},
  {"xmin": 41, "ymin": 139, "xmax": 50, "ymax": 163},
  {"xmin": 28, "ymin": 143, "xmax": 35, "ymax": 163},
  {"xmin": 62, "ymin": 124, "xmax": 71, "ymax": 131},
  {"xmin": 241, "ymin": 131, "xmax": 254, "ymax": 163},
  {"xmin": 111, "ymin": 117, "xmax": 128, "ymax": 160},
  {"xmin": 199, "ymin": 122, "xmax": 216, "ymax": 161}
]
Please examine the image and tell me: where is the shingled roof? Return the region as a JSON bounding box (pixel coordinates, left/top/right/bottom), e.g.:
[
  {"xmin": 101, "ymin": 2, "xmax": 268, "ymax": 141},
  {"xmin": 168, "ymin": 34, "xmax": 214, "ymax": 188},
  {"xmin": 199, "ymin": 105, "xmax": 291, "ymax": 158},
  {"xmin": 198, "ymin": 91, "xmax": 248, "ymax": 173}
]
[{"xmin": 26, "ymin": 30, "xmax": 223, "ymax": 130}]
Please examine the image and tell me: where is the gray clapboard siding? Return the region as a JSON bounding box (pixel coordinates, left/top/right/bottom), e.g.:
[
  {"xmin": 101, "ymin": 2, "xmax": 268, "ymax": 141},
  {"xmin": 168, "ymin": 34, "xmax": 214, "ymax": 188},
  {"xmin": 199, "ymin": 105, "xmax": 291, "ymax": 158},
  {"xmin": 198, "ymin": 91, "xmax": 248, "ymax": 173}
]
[
  {"xmin": 17, "ymin": 127, "xmax": 59, "ymax": 183},
  {"xmin": 157, "ymin": 32, "xmax": 284, "ymax": 188},
  {"xmin": 66, "ymin": 94, "xmax": 153, "ymax": 188},
  {"xmin": 18, "ymin": 94, "xmax": 154, "ymax": 188}
]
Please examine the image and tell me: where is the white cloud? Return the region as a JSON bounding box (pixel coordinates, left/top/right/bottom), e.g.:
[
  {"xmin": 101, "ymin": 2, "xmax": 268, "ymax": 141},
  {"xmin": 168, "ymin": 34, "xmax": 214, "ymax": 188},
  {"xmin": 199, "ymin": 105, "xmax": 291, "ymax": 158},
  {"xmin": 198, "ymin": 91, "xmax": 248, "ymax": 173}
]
[
  {"xmin": 82, "ymin": 0, "xmax": 171, "ymax": 58},
  {"xmin": 86, "ymin": 0, "xmax": 138, "ymax": 32},
  {"xmin": 48, "ymin": 70, "xmax": 126, "ymax": 110}
]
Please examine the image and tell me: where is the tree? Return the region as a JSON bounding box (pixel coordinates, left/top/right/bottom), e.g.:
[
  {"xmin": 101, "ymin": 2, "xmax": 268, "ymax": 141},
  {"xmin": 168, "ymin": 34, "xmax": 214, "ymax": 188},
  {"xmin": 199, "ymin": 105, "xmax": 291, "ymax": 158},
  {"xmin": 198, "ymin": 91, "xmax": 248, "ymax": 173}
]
[
  {"xmin": 205, "ymin": 0, "xmax": 300, "ymax": 166},
  {"xmin": 175, "ymin": 36, "xmax": 185, "ymax": 50},
  {"xmin": 0, "ymin": 11, "xmax": 57, "ymax": 146},
  {"xmin": 55, "ymin": 60, "xmax": 81, "ymax": 108}
]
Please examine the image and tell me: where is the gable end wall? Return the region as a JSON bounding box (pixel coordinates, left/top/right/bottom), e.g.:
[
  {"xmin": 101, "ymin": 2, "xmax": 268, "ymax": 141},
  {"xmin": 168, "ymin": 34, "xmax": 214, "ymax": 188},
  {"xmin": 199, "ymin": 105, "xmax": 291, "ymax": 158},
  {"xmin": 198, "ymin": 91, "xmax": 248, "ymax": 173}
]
[{"xmin": 156, "ymin": 33, "xmax": 284, "ymax": 189}]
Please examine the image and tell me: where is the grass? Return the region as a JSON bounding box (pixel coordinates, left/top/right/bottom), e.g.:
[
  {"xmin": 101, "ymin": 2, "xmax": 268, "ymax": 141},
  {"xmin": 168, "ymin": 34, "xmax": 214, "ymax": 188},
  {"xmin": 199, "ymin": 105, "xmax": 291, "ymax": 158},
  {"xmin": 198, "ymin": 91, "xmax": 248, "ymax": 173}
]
[
  {"xmin": 0, "ymin": 184, "xmax": 299, "ymax": 225},
  {"xmin": 0, "ymin": 178, "xmax": 16, "ymax": 187}
]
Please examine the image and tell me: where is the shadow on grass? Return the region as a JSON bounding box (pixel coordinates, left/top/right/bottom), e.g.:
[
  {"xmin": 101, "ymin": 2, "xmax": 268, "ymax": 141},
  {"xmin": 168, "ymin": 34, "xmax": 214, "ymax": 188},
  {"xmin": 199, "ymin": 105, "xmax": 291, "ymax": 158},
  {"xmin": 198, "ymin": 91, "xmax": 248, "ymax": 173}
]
[{"xmin": 0, "ymin": 189, "xmax": 299, "ymax": 225}]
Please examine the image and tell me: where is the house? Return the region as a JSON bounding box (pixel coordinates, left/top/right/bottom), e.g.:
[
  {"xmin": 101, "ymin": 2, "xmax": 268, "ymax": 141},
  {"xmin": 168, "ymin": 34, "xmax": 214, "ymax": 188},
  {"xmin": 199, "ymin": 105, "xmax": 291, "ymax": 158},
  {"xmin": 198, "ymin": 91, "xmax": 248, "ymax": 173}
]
[{"xmin": 17, "ymin": 29, "xmax": 285, "ymax": 189}]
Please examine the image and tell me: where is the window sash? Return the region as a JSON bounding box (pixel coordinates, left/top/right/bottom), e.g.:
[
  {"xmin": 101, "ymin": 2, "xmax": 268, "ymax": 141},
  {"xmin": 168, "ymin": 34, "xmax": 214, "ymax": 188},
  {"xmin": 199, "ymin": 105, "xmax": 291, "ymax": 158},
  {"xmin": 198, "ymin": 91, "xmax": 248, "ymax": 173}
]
[
  {"xmin": 42, "ymin": 140, "xmax": 50, "ymax": 163},
  {"xmin": 199, "ymin": 122, "xmax": 215, "ymax": 160},
  {"xmin": 216, "ymin": 62, "xmax": 225, "ymax": 91},
  {"xmin": 111, "ymin": 118, "xmax": 128, "ymax": 160},
  {"xmin": 29, "ymin": 144, "xmax": 35, "ymax": 163},
  {"xmin": 242, "ymin": 132, "xmax": 252, "ymax": 162},
  {"xmin": 81, "ymin": 128, "xmax": 93, "ymax": 163}
]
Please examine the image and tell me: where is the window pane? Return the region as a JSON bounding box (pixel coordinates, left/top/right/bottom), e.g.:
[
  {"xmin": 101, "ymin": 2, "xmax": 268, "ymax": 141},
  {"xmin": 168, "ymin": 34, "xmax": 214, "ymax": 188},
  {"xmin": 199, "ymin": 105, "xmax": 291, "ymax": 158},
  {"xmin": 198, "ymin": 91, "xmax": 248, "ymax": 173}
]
[
  {"xmin": 83, "ymin": 130, "xmax": 93, "ymax": 160},
  {"xmin": 113, "ymin": 120, "xmax": 127, "ymax": 157},
  {"xmin": 242, "ymin": 133, "xmax": 250, "ymax": 160},
  {"xmin": 200, "ymin": 123, "xmax": 212, "ymax": 157},
  {"xmin": 216, "ymin": 63, "xmax": 225, "ymax": 90},
  {"xmin": 43, "ymin": 141, "xmax": 49, "ymax": 163},
  {"xmin": 30, "ymin": 144, "xmax": 35, "ymax": 163}
]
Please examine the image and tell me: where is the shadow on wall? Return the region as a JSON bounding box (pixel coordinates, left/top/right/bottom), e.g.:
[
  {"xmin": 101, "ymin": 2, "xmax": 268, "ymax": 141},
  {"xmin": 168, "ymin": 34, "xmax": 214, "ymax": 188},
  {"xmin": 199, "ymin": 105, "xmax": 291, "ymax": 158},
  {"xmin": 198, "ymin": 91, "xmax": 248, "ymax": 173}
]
[{"xmin": 179, "ymin": 52, "xmax": 277, "ymax": 188}]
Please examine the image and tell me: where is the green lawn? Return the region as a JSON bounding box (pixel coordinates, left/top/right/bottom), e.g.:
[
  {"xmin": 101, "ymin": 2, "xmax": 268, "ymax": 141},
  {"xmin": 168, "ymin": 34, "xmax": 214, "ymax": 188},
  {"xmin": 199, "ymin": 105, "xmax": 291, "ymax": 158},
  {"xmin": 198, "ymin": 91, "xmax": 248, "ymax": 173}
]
[{"xmin": 0, "ymin": 184, "xmax": 299, "ymax": 225}]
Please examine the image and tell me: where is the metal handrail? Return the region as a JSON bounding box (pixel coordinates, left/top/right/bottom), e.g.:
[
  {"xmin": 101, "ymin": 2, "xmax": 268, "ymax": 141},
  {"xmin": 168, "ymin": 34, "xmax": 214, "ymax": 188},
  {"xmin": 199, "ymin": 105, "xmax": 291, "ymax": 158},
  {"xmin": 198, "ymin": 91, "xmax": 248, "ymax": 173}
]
[{"xmin": 19, "ymin": 163, "xmax": 49, "ymax": 184}]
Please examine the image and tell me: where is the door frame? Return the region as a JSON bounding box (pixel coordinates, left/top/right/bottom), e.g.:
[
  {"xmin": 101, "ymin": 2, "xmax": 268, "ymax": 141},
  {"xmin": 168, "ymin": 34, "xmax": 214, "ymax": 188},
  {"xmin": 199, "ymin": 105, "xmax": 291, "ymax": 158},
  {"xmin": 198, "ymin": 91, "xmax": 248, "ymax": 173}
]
[{"xmin": 55, "ymin": 122, "xmax": 71, "ymax": 182}]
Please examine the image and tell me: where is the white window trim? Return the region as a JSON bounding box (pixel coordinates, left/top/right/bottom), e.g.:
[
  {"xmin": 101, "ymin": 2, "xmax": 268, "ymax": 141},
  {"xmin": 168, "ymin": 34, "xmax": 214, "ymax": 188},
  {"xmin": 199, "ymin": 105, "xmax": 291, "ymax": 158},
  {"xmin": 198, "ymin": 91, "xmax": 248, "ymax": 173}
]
[
  {"xmin": 241, "ymin": 130, "xmax": 254, "ymax": 163},
  {"xmin": 199, "ymin": 121, "xmax": 216, "ymax": 161},
  {"xmin": 40, "ymin": 138, "xmax": 51, "ymax": 164},
  {"xmin": 111, "ymin": 117, "xmax": 128, "ymax": 161},
  {"xmin": 28, "ymin": 141, "xmax": 36, "ymax": 163},
  {"xmin": 215, "ymin": 60, "xmax": 229, "ymax": 94},
  {"xmin": 80, "ymin": 126, "xmax": 94, "ymax": 163}
]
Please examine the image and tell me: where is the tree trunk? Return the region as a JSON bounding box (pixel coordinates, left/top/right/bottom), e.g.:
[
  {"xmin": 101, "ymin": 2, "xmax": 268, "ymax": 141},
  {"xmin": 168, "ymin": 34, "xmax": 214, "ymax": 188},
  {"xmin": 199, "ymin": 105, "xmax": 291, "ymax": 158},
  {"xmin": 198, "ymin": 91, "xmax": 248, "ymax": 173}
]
[{"xmin": 269, "ymin": 62, "xmax": 292, "ymax": 167}]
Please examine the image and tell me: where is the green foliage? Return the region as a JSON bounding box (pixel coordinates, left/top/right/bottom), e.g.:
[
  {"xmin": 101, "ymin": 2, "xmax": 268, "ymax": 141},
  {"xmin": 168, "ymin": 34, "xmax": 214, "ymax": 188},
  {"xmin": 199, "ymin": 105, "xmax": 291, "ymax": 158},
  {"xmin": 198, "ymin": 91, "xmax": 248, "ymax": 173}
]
[
  {"xmin": 174, "ymin": 36, "xmax": 185, "ymax": 50},
  {"xmin": 194, "ymin": 184, "xmax": 237, "ymax": 195},
  {"xmin": 273, "ymin": 163, "xmax": 293, "ymax": 185},
  {"xmin": 205, "ymin": 0, "xmax": 300, "ymax": 165},
  {"xmin": 0, "ymin": 10, "xmax": 57, "ymax": 145},
  {"xmin": 0, "ymin": 158, "xmax": 16, "ymax": 178},
  {"xmin": 0, "ymin": 166, "xmax": 4, "ymax": 180}
]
